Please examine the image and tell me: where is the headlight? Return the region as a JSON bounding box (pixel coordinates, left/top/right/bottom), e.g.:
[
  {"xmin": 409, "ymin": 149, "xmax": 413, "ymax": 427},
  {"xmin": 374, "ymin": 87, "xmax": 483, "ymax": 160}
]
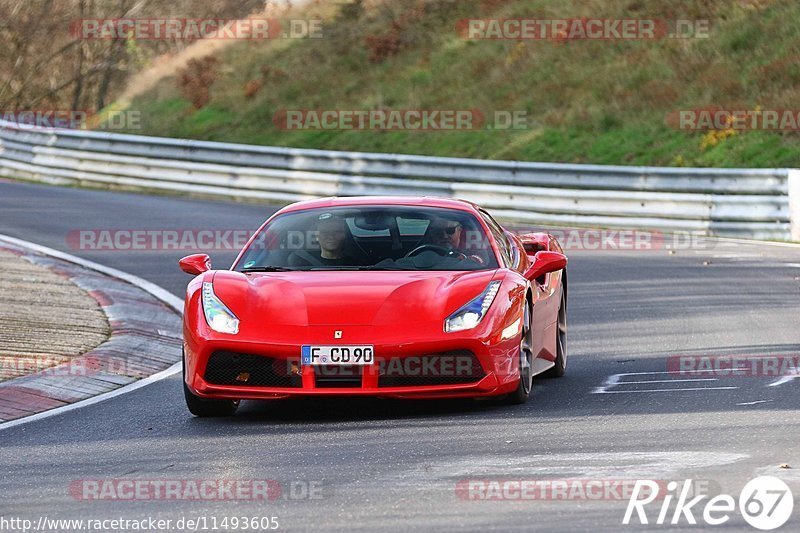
[
  {"xmin": 445, "ymin": 281, "xmax": 501, "ymax": 333},
  {"xmin": 202, "ymin": 282, "xmax": 239, "ymax": 334}
]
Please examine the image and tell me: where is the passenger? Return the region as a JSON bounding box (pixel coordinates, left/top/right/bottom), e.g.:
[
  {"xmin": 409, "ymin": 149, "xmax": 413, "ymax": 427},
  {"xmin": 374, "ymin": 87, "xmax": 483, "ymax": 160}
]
[{"xmin": 289, "ymin": 213, "xmax": 359, "ymax": 267}]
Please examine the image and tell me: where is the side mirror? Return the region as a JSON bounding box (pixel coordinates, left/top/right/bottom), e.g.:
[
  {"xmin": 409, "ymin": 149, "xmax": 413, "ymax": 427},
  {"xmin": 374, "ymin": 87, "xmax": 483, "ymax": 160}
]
[
  {"xmin": 517, "ymin": 232, "xmax": 550, "ymax": 255},
  {"xmin": 179, "ymin": 254, "xmax": 211, "ymax": 275},
  {"xmin": 523, "ymin": 251, "xmax": 567, "ymax": 282}
]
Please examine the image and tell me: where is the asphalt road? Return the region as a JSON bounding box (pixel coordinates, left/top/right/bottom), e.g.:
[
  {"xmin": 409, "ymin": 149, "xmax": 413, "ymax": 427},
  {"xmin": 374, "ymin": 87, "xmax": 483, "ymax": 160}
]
[{"xmin": 0, "ymin": 180, "xmax": 799, "ymax": 532}]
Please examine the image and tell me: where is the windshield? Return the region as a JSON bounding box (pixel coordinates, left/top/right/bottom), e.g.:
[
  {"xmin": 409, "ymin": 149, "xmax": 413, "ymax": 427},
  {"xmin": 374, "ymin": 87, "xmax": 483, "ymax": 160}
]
[{"xmin": 235, "ymin": 205, "xmax": 499, "ymax": 272}]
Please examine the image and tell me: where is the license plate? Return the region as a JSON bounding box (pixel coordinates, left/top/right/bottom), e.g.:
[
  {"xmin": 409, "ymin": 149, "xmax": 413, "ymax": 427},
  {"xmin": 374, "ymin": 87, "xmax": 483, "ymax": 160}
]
[{"xmin": 301, "ymin": 345, "xmax": 374, "ymax": 365}]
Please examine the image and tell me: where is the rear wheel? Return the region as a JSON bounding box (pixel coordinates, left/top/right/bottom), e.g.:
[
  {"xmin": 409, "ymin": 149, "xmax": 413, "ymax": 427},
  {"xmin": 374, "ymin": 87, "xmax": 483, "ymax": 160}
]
[
  {"xmin": 183, "ymin": 354, "xmax": 239, "ymax": 417},
  {"xmin": 505, "ymin": 300, "xmax": 533, "ymax": 405},
  {"xmin": 544, "ymin": 286, "xmax": 567, "ymax": 378}
]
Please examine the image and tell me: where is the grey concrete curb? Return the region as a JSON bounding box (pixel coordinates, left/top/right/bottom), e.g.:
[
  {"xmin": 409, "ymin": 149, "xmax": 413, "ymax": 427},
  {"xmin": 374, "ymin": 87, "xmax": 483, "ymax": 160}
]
[{"xmin": 0, "ymin": 239, "xmax": 182, "ymax": 423}]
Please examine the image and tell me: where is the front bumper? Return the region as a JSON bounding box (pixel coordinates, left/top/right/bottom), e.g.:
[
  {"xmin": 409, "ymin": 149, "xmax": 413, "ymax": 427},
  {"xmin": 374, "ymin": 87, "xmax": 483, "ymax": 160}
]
[{"xmin": 184, "ymin": 332, "xmax": 520, "ymax": 400}]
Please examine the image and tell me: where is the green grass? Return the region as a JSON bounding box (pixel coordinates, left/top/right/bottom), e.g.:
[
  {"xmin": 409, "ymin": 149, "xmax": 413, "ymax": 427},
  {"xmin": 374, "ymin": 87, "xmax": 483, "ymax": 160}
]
[{"xmin": 120, "ymin": 0, "xmax": 800, "ymax": 168}]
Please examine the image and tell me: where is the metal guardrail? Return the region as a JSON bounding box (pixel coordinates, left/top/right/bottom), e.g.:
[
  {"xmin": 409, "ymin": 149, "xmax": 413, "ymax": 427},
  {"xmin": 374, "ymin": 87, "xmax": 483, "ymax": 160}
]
[{"xmin": 1, "ymin": 119, "xmax": 798, "ymax": 240}]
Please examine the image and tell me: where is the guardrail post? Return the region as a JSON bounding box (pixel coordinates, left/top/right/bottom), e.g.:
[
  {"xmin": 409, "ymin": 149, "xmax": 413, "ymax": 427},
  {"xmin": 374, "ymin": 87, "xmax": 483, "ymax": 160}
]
[{"xmin": 790, "ymin": 169, "xmax": 800, "ymax": 242}]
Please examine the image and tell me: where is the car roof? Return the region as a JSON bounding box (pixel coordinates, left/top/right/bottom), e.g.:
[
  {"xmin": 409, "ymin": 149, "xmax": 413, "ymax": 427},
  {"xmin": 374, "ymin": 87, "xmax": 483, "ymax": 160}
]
[{"xmin": 276, "ymin": 196, "xmax": 482, "ymax": 215}]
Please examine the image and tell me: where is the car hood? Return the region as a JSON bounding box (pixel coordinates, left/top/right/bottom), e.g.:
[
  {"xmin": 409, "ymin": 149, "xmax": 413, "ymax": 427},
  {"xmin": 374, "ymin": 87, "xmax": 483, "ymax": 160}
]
[{"xmin": 211, "ymin": 269, "xmax": 499, "ymax": 326}]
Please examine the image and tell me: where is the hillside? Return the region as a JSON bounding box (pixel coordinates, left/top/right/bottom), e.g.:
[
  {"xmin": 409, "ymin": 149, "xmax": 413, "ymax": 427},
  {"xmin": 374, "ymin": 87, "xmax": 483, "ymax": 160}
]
[{"xmin": 120, "ymin": 0, "xmax": 800, "ymax": 168}]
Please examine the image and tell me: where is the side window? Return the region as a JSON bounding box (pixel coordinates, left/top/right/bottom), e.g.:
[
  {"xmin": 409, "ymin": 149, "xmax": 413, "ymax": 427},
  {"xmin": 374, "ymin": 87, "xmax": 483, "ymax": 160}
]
[
  {"xmin": 479, "ymin": 210, "xmax": 512, "ymax": 268},
  {"xmin": 506, "ymin": 231, "xmax": 521, "ymax": 270}
]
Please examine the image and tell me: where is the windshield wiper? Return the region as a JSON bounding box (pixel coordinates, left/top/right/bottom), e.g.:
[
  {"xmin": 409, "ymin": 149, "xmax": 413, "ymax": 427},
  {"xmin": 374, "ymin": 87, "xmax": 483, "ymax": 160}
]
[
  {"xmin": 243, "ymin": 265, "xmax": 400, "ymax": 272},
  {"xmin": 241, "ymin": 266, "xmax": 297, "ymax": 272},
  {"xmin": 308, "ymin": 266, "xmax": 398, "ymax": 271}
]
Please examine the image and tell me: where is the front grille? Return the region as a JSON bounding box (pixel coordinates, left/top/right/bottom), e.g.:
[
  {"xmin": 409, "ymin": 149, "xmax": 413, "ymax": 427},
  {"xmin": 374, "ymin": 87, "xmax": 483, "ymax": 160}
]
[
  {"xmin": 314, "ymin": 364, "xmax": 362, "ymax": 388},
  {"xmin": 378, "ymin": 350, "xmax": 485, "ymax": 388},
  {"xmin": 204, "ymin": 351, "xmax": 301, "ymax": 388}
]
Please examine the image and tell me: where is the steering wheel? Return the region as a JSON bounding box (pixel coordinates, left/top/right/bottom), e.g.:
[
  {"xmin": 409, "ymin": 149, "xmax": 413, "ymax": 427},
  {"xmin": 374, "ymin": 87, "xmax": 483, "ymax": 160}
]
[{"xmin": 405, "ymin": 244, "xmax": 466, "ymax": 260}]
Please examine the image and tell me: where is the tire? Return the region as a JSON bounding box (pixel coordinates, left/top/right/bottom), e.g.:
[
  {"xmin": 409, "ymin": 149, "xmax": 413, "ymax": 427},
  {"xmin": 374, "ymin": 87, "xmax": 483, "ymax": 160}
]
[
  {"xmin": 183, "ymin": 354, "xmax": 239, "ymax": 417},
  {"xmin": 505, "ymin": 299, "xmax": 534, "ymax": 405},
  {"xmin": 544, "ymin": 283, "xmax": 567, "ymax": 378}
]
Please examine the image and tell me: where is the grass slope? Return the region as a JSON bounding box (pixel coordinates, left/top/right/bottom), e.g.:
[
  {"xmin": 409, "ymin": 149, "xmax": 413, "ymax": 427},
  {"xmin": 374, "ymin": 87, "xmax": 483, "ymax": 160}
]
[{"xmin": 122, "ymin": 0, "xmax": 800, "ymax": 168}]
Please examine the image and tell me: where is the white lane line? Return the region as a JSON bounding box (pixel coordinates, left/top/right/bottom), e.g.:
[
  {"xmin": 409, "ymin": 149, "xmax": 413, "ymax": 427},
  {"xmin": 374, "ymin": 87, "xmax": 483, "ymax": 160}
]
[
  {"xmin": 768, "ymin": 374, "xmax": 799, "ymax": 387},
  {"xmin": 593, "ymin": 372, "xmax": 739, "ymax": 394},
  {"xmin": 737, "ymin": 400, "xmax": 774, "ymax": 406},
  {"xmin": 0, "ymin": 233, "xmax": 183, "ymax": 432},
  {"xmin": 617, "ymin": 378, "xmax": 718, "ymax": 384},
  {"xmin": 592, "ymin": 373, "xmax": 621, "ymax": 394},
  {"xmin": 605, "ymin": 371, "xmax": 672, "ymax": 376},
  {"xmin": 614, "ymin": 370, "xmax": 748, "ymax": 376},
  {"xmin": 596, "ymin": 387, "xmax": 738, "ymax": 394}
]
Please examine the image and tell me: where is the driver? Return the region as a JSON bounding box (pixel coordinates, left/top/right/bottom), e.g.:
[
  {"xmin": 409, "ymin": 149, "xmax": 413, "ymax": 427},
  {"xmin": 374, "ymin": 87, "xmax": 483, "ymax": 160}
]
[
  {"xmin": 427, "ymin": 217, "xmax": 464, "ymax": 251},
  {"xmin": 418, "ymin": 216, "xmax": 485, "ymax": 265}
]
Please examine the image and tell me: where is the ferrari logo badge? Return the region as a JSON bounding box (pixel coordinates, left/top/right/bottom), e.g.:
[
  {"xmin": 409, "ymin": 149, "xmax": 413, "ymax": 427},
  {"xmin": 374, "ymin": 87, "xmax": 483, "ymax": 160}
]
[{"xmin": 334, "ymin": 330, "xmax": 342, "ymax": 339}]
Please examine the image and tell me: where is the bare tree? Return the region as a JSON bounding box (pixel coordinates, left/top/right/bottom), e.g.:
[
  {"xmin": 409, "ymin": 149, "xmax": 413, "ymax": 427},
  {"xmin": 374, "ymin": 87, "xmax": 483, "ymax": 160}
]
[{"xmin": 0, "ymin": 0, "xmax": 264, "ymax": 113}]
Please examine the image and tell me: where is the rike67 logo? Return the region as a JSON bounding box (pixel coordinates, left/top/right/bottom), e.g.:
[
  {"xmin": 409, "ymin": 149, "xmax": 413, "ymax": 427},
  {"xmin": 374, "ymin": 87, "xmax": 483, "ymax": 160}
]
[{"xmin": 624, "ymin": 476, "xmax": 794, "ymax": 530}]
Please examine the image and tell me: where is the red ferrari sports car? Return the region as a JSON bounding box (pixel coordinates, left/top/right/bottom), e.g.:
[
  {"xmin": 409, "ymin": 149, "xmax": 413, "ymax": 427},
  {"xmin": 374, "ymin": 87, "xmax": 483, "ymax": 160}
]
[{"xmin": 179, "ymin": 197, "xmax": 568, "ymax": 416}]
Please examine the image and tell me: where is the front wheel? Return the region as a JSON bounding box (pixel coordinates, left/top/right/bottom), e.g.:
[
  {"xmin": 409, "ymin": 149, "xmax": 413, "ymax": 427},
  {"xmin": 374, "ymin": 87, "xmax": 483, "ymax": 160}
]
[
  {"xmin": 505, "ymin": 300, "xmax": 533, "ymax": 405},
  {"xmin": 183, "ymin": 355, "xmax": 239, "ymax": 417}
]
